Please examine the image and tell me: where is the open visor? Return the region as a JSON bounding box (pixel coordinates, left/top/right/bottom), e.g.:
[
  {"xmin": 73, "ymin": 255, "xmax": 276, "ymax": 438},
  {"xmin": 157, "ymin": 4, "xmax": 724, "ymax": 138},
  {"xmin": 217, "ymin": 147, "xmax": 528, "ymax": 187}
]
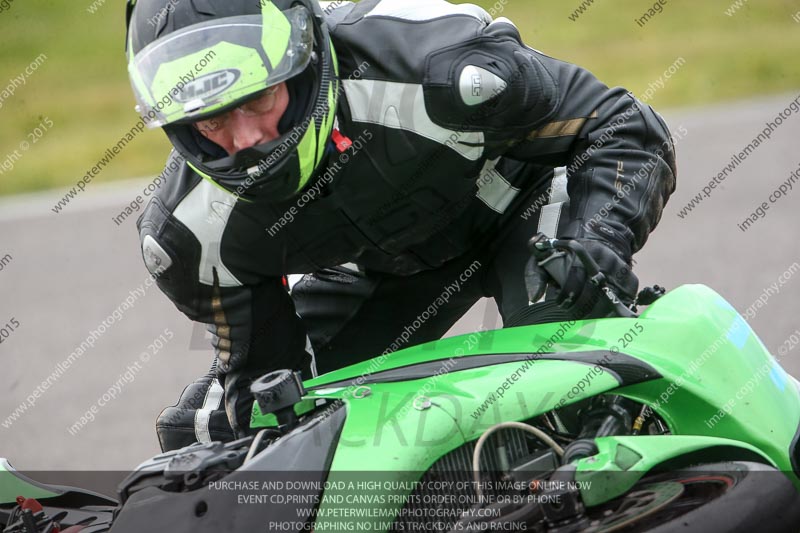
[{"xmin": 128, "ymin": 5, "xmax": 313, "ymax": 128}]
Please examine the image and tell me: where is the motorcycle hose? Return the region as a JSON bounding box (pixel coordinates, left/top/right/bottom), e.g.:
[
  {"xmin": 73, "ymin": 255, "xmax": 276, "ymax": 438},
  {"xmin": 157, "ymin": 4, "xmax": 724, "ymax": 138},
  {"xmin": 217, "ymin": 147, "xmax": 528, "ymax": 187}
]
[{"xmin": 472, "ymin": 421, "xmax": 565, "ymax": 499}]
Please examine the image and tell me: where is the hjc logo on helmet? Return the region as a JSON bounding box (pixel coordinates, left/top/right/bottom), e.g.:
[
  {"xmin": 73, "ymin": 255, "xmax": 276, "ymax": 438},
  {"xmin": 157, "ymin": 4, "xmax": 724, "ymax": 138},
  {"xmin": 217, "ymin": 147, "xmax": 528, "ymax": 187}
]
[{"xmin": 174, "ymin": 69, "xmax": 240, "ymax": 104}]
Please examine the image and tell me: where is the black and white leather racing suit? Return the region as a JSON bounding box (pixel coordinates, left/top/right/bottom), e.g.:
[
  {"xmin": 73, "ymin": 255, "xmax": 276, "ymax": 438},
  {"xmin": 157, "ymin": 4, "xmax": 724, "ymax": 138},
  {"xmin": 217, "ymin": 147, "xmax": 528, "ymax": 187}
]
[{"xmin": 138, "ymin": 0, "xmax": 677, "ymax": 451}]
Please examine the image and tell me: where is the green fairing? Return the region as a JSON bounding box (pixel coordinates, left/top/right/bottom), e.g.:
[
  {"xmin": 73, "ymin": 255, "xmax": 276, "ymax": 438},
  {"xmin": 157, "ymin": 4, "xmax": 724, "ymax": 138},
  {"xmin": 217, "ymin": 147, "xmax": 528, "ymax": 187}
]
[
  {"xmin": 620, "ymin": 284, "xmax": 799, "ymax": 477},
  {"xmin": 250, "ymin": 284, "xmax": 799, "ymax": 530},
  {"xmin": 0, "ymin": 460, "xmax": 58, "ymax": 504}
]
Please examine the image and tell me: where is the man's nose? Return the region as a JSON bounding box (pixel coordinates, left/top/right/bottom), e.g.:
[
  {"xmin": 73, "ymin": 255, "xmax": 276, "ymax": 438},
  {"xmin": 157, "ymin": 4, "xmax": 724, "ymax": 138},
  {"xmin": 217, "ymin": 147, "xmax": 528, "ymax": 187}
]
[{"xmin": 230, "ymin": 112, "xmax": 267, "ymax": 152}]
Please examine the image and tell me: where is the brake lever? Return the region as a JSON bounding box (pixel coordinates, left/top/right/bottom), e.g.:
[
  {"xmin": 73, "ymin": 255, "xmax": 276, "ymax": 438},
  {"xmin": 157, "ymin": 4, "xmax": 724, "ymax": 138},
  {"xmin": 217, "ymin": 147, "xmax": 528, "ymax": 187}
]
[{"xmin": 533, "ymin": 238, "xmax": 604, "ymax": 280}]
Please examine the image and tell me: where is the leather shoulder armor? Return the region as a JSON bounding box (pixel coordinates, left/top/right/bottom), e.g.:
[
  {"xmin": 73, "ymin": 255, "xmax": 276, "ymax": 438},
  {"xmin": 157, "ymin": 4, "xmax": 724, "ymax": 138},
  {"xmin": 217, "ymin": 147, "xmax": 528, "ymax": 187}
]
[{"xmin": 423, "ymin": 20, "xmax": 559, "ymax": 137}]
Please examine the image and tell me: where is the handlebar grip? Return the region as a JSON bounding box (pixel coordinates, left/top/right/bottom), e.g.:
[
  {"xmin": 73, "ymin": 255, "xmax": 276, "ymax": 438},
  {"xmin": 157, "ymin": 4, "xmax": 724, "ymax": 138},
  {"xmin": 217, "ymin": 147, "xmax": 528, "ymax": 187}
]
[{"xmin": 526, "ymin": 233, "xmax": 638, "ymax": 319}]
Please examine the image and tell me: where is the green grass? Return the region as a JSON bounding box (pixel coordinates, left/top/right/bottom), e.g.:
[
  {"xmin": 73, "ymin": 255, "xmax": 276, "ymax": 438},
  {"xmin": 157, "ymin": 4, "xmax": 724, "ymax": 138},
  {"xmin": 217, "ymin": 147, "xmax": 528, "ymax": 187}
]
[
  {"xmin": 0, "ymin": 0, "xmax": 798, "ymax": 196},
  {"xmin": 493, "ymin": 0, "xmax": 800, "ymax": 107}
]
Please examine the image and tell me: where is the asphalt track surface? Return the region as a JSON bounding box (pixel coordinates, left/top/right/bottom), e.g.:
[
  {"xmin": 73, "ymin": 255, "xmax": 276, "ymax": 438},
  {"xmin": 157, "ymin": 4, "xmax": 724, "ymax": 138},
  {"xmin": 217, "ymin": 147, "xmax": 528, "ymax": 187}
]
[{"xmin": 1, "ymin": 94, "xmax": 799, "ymax": 472}]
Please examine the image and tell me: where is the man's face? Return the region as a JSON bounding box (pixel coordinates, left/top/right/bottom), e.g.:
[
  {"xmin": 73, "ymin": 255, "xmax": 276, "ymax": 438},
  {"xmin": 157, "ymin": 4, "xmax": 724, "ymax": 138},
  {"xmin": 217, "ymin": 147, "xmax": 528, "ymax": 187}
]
[{"xmin": 193, "ymin": 82, "xmax": 290, "ymax": 156}]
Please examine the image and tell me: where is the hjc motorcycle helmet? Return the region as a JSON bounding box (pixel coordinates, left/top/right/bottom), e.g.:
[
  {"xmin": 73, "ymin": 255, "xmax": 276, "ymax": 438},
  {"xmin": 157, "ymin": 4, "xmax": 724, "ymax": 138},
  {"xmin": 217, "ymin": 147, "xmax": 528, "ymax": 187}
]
[{"xmin": 125, "ymin": 0, "xmax": 339, "ymax": 200}]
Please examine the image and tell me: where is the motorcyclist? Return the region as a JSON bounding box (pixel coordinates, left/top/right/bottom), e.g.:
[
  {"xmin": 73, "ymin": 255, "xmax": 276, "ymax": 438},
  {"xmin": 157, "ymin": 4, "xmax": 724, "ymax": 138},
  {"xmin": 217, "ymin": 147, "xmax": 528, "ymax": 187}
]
[{"xmin": 125, "ymin": 0, "xmax": 676, "ymax": 451}]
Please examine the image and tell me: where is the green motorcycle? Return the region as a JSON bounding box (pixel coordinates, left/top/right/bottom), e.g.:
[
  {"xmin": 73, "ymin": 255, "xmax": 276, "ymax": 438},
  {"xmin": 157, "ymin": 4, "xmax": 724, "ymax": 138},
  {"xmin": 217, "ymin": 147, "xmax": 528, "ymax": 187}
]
[{"xmin": 3, "ymin": 237, "xmax": 800, "ymax": 532}]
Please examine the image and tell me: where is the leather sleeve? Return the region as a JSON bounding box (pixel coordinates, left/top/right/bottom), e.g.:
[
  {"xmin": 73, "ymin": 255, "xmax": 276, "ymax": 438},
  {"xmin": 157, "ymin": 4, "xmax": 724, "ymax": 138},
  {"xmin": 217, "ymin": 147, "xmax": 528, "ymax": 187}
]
[
  {"xmin": 136, "ymin": 195, "xmax": 310, "ymax": 377},
  {"xmin": 423, "ymin": 17, "xmax": 677, "ymax": 257}
]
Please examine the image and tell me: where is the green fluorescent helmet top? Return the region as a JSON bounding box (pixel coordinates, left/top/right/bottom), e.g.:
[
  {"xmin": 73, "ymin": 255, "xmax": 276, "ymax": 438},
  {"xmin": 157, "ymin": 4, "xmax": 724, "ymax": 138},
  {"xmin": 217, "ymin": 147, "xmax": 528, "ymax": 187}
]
[{"xmin": 125, "ymin": 0, "xmax": 340, "ymax": 201}]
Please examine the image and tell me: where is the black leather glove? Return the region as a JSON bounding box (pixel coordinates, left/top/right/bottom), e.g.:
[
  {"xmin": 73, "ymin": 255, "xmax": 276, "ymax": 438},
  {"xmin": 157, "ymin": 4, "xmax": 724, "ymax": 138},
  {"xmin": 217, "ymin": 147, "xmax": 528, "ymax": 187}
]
[
  {"xmin": 526, "ymin": 226, "xmax": 639, "ymax": 319},
  {"xmin": 554, "ymin": 238, "xmax": 639, "ymax": 318},
  {"xmin": 156, "ymin": 362, "xmax": 235, "ymax": 452}
]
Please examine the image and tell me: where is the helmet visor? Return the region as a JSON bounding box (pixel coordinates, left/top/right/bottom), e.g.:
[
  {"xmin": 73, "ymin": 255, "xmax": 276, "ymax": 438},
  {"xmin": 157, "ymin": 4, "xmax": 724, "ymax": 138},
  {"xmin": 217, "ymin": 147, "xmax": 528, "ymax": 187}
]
[{"xmin": 129, "ymin": 5, "xmax": 313, "ymax": 128}]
